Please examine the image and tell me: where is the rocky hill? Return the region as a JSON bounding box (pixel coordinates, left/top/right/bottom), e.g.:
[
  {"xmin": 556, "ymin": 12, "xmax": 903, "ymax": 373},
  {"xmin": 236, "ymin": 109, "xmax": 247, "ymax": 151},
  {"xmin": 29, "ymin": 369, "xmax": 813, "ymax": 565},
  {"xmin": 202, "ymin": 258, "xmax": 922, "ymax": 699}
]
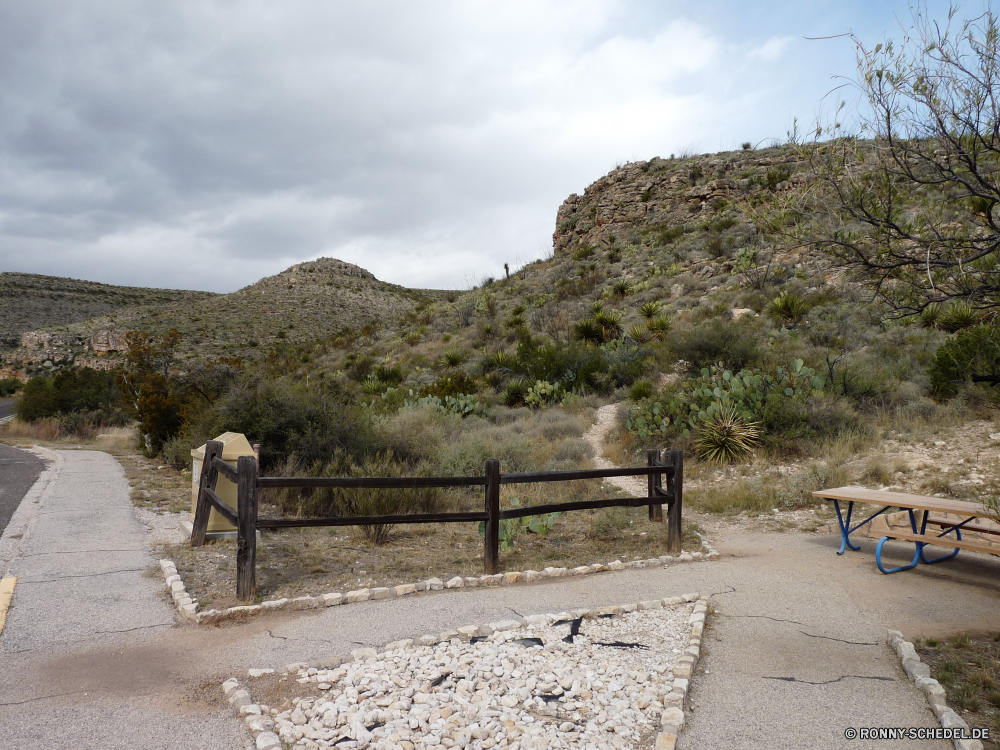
[
  {"xmin": 0, "ymin": 272, "xmax": 217, "ymax": 349},
  {"xmin": 552, "ymin": 148, "xmax": 807, "ymax": 258},
  {"xmin": 2, "ymin": 258, "xmax": 453, "ymax": 378}
]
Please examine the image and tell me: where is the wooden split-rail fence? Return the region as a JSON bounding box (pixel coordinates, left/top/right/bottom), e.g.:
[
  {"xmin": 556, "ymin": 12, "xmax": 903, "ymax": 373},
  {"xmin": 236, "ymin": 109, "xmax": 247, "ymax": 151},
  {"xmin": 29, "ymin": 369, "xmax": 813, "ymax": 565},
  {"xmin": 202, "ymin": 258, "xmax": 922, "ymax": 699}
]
[{"xmin": 191, "ymin": 440, "xmax": 683, "ymax": 601}]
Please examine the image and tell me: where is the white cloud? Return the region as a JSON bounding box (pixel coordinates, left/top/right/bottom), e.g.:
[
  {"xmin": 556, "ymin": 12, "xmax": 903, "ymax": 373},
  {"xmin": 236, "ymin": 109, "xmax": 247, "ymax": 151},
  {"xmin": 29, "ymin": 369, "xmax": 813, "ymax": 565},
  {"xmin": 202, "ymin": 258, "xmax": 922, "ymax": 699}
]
[
  {"xmin": 0, "ymin": 1, "xmax": 872, "ymax": 292},
  {"xmin": 748, "ymin": 35, "xmax": 796, "ymax": 61}
]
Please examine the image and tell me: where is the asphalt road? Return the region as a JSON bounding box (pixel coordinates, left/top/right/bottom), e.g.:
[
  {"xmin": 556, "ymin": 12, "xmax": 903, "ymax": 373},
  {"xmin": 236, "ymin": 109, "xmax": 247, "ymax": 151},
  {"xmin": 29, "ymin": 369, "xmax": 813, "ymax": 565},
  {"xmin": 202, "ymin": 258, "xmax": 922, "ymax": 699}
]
[
  {"xmin": 0, "ymin": 442, "xmax": 45, "ymax": 537},
  {"xmin": 0, "ymin": 397, "xmax": 16, "ymax": 420}
]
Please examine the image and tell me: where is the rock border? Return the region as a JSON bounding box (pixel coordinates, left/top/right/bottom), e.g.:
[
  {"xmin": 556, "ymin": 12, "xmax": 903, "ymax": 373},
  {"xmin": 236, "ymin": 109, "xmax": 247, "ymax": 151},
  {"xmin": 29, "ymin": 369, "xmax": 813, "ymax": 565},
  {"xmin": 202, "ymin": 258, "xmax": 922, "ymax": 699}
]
[
  {"xmin": 887, "ymin": 629, "xmax": 984, "ymax": 750},
  {"xmin": 158, "ymin": 534, "xmax": 720, "ymax": 626},
  {"xmin": 222, "ymin": 592, "xmax": 709, "ymax": 750}
]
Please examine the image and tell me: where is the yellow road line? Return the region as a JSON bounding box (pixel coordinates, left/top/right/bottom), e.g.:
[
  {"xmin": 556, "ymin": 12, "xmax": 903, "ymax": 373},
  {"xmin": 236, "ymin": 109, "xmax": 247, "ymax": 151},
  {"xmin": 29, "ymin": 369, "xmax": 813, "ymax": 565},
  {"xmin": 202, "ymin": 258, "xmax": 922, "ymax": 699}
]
[{"xmin": 0, "ymin": 577, "xmax": 16, "ymax": 637}]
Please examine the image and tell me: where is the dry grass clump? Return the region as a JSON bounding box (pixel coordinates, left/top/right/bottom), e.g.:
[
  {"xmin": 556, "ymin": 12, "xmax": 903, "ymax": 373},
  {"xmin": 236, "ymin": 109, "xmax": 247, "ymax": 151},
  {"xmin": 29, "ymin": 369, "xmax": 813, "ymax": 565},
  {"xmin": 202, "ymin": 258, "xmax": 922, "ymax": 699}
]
[{"xmin": 915, "ymin": 633, "xmax": 1000, "ymax": 743}]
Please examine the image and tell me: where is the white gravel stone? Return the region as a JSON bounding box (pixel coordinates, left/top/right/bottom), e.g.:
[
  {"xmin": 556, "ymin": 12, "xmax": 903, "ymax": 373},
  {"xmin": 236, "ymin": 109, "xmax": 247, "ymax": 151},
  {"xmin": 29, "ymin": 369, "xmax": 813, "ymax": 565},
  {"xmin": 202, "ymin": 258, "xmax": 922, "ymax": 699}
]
[
  {"xmin": 260, "ymin": 598, "xmax": 288, "ymax": 611},
  {"xmin": 394, "ymin": 584, "xmax": 417, "ymax": 597},
  {"xmin": 321, "ymin": 593, "xmax": 343, "ymax": 606},
  {"xmin": 426, "ymin": 578, "xmax": 444, "ymax": 591},
  {"xmin": 445, "ymin": 576, "xmax": 464, "ymax": 589},
  {"xmin": 266, "ymin": 602, "xmax": 697, "ymax": 750},
  {"xmin": 255, "ymin": 731, "xmax": 282, "ymax": 750},
  {"xmin": 370, "ymin": 587, "xmax": 394, "ymax": 600}
]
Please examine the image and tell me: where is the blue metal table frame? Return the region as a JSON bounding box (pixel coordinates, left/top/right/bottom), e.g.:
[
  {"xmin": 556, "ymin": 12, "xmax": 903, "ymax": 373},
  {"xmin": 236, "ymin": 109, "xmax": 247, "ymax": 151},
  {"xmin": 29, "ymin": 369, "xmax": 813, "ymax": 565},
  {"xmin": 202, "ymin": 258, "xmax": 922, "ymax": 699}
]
[{"xmin": 822, "ymin": 495, "xmax": 973, "ymax": 574}]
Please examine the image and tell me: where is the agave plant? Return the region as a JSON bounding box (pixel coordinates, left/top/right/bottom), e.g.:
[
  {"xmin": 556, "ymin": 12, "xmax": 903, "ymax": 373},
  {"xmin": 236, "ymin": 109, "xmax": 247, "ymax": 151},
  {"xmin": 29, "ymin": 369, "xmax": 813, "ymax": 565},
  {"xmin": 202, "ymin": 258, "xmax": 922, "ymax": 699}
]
[
  {"xmin": 917, "ymin": 303, "xmax": 941, "ymax": 329},
  {"xmin": 481, "ymin": 349, "xmax": 519, "ymax": 374},
  {"xmin": 939, "ymin": 300, "xmax": 979, "ymax": 332},
  {"xmin": 360, "ymin": 374, "xmax": 387, "ymax": 396},
  {"xmin": 639, "ymin": 301, "xmax": 661, "ymax": 319},
  {"xmin": 627, "ymin": 324, "xmax": 650, "ymax": 343},
  {"xmin": 593, "ymin": 310, "xmax": 624, "ymax": 340},
  {"xmin": 572, "ymin": 319, "xmax": 604, "ymax": 345},
  {"xmin": 695, "ymin": 403, "xmax": 762, "ymax": 464},
  {"xmin": 440, "ymin": 347, "xmax": 467, "ymax": 368},
  {"xmin": 610, "ymin": 278, "xmax": 633, "ymax": 299},
  {"xmin": 765, "ymin": 291, "xmax": 808, "ymax": 324},
  {"xmin": 646, "ymin": 314, "xmax": 673, "ymax": 341},
  {"xmin": 499, "ymin": 377, "xmax": 530, "ymax": 407}
]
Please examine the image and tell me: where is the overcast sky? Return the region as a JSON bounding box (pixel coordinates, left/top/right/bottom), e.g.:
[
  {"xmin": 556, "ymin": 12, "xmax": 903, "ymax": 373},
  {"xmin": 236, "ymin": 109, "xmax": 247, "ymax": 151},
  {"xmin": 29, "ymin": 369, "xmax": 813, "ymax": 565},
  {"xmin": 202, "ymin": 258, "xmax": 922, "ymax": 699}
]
[{"xmin": 0, "ymin": 0, "xmax": 963, "ymax": 293}]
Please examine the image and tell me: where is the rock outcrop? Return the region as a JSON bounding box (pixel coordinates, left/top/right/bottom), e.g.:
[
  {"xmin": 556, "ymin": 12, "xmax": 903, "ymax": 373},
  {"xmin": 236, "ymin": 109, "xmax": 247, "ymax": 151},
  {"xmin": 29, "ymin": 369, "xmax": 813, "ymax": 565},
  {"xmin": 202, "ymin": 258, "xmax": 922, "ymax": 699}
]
[{"xmin": 552, "ymin": 151, "xmax": 807, "ymax": 256}]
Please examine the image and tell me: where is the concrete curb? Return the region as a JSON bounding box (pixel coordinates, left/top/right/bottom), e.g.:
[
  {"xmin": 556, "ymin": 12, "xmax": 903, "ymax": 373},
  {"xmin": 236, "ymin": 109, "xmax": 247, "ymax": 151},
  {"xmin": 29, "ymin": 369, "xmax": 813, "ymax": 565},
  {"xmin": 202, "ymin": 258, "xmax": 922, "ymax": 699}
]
[
  {"xmin": 158, "ymin": 535, "xmax": 720, "ymax": 626},
  {"xmin": 221, "ymin": 592, "xmax": 710, "ymax": 750},
  {"xmin": 887, "ymin": 629, "xmax": 985, "ymax": 750}
]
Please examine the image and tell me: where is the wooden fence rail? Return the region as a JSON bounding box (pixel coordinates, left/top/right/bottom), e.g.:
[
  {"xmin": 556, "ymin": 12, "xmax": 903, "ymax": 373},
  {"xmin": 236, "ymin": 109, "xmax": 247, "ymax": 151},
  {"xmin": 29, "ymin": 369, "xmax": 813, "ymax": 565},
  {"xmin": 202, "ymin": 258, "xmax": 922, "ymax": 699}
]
[{"xmin": 192, "ymin": 441, "xmax": 682, "ymax": 601}]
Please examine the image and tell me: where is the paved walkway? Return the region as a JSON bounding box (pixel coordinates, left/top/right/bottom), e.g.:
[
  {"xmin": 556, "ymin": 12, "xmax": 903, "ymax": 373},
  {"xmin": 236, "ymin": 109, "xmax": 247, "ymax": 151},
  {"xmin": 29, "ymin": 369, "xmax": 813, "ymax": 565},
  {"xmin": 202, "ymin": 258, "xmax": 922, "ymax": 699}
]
[{"xmin": 4, "ymin": 448, "xmax": 1000, "ymax": 748}]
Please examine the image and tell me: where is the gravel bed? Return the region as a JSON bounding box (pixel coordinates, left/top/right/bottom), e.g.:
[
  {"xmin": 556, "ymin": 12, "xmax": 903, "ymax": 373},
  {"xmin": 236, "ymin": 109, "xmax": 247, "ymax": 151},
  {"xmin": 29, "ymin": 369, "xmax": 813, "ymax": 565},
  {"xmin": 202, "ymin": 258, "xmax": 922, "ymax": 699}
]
[{"xmin": 226, "ymin": 597, "xmax": 707, "ymax": 750}]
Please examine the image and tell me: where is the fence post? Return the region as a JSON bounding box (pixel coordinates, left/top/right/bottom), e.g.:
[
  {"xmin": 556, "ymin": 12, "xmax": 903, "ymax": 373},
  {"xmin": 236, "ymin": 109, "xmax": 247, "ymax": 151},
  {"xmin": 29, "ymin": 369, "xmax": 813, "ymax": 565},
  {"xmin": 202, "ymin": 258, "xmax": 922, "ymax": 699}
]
[
  {"xmin": 236, "ymin": 455, "xmax": 258, "ymax": 601},
  {"xmin": 664, "ymin": 449, "xmax": 683, "ymax": 554},
  {"xmin": 646, "ymin": 448, "xmax": 664, "ymax": 522},
  {"xmin": 484, "ymin": 459, "xmax": 501, "ymax": 575},
  {"xmin": 191, "ymin": 440, "xmax": 223, "ymax": 547}
]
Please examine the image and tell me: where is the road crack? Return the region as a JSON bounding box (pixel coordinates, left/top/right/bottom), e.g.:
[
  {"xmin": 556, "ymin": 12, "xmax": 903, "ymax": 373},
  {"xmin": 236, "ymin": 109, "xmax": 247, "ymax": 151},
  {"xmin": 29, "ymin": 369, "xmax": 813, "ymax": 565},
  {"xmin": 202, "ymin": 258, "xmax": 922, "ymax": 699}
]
[{"xmin": 763, "ymin": 675, "xmax": 894, "ymax": 685}]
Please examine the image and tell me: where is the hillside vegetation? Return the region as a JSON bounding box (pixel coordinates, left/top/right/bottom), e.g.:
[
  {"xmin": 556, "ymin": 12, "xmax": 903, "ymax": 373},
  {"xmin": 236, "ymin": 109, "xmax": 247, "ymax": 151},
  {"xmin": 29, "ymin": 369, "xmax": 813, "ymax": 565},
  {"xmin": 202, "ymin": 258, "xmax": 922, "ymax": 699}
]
[{"xmin": 0, "ymin": 272, "xmax": 216, "ymax": 348}]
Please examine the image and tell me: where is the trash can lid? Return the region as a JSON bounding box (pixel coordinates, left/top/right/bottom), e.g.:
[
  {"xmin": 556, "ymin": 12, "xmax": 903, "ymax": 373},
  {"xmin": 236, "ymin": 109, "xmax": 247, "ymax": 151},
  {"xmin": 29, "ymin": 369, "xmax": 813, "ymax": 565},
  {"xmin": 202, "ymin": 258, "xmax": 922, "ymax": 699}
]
[{"xmin": 190, "ymin": 432, "xmax": 255, "ymax": 460}]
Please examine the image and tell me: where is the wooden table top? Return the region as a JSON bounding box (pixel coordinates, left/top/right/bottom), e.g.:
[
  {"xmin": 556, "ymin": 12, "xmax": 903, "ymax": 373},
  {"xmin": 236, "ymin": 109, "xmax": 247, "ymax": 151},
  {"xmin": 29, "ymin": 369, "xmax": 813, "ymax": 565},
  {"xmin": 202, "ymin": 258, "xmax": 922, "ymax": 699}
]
[{"xmin": 812, "ymin": 486, "xmax": 989, "ymax": 517}]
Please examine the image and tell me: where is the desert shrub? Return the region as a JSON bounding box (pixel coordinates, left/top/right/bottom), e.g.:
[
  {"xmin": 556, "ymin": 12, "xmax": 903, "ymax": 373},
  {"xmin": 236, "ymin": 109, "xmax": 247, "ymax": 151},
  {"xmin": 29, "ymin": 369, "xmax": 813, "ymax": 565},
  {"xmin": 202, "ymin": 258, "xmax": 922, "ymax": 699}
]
[
  {"xmin": 929, "ymin": 324, "xmax": 1000, "ymax": 397},
  {"xmin": 938, "ymin": 300, "xmax": 981, "ymax": 332},
  {"xmin": 628, "ymin": 379, "xmax": 654, "ymax": 401},
  {"xmin": 267, "ymin": 450, "xmax": 440, "ymax": 545},
  {"xmin": 535, "ymin": 410, "xmax": 586, "ymax": 440},
  {"xmin": 421, "ymin": 372, "xmax": 480, "ymax": 399},
  {"xmin": 626, "ymin": 360, "xmax": 825, "ymax": 441},
  {"xmin": 589, "ymin": 507, "xmax": 632, "ymax": 539},
  {"xmin": 668, "ymin": 318, "xmax": 764, "ymax": 370},
  {"xmin": 436, "ymin": 424, "xmax": 535, "ymax": 476},
  {"xmin": 178, "ymin": 372, "xmax": 384, "ymax": 471},
  {"xmin": 379, "ymin": 405, "xmax": 456, "ymax": 463},
  {"xmin": 16, "ymin": 369, "xmax": 127, "ymax": 425},
  {"xmin": 551, "ymin": 438, "xmax": 592, "ymax": 464},
  {"xmin": 0, "ymin": 378, "xmax": 22, "ymax": 396}
]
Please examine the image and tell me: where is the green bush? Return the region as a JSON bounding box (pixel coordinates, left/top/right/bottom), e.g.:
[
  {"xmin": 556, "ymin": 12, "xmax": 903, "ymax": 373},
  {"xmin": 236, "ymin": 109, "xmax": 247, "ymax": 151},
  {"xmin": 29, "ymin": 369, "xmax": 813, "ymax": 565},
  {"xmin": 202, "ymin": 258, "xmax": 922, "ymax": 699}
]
[
  {"xmin": 626, "ymin": 360, "xmax": 825, "ymax": 441},
  {"xmin": 177, "ymin": 372, "xmax": 384, "ymax": 471},
  {"xmin": 929, "ymin": 323, "xmax": 1000, "ymax": 397},
  {"xmin": 0, "ymin": 378, "xmax": 22, "ymax": 397},
  {"xmin": 669, "ymin": 318, "xmax": 764, "ymax": 370},
  {"xmin": 16, "ymin": 369, "xmax": 127, "ymax": 425}
]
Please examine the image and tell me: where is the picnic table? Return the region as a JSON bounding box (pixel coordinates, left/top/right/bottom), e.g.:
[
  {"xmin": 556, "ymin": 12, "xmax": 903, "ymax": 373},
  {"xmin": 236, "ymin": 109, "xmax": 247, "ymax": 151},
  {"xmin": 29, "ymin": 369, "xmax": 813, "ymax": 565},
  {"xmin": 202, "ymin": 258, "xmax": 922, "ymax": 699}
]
[{"xmin": 811, "ymin": 486, "xmax": 1000, "ymax": 574}]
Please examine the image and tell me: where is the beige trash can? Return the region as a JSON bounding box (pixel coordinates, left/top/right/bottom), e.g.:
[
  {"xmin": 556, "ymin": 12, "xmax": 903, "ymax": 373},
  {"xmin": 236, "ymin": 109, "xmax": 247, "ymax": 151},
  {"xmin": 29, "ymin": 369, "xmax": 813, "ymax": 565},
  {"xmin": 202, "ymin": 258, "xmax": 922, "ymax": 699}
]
[{"xmin": 190, "ymin": 432, "xmax": 256, "ymax": 534}]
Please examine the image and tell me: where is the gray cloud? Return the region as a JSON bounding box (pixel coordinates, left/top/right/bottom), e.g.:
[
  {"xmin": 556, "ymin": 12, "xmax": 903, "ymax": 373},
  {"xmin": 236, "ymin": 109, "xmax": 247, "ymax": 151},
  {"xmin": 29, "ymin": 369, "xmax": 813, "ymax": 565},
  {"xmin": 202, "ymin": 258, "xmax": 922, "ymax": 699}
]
[{"xmin": 0, "ymin": 0, "xmax": 947, "ymax": 292}]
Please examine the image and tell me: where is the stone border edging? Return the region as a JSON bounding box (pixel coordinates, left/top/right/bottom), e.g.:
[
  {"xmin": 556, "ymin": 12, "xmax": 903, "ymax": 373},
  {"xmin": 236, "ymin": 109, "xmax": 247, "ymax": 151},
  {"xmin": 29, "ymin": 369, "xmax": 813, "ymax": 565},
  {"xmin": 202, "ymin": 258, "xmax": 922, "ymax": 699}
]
[
  {"xmin": 221, "ymin": 592, "xmax": 709, "ymax": 750},
  {"xmin": 887, "ymin": 629, "xmax": 984, "ymax": 750},
  {"xmin": 158, "ymin": 535, "xmax": 719, "ymax": 626}
]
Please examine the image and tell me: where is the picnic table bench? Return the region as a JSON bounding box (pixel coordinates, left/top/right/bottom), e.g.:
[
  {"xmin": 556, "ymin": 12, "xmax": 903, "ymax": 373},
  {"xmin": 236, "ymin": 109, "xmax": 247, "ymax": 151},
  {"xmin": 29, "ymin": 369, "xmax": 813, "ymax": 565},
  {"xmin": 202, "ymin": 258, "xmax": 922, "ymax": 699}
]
[{"xmin": 811, "ymin": 486, "xmax": 1000, "ymax": 574}]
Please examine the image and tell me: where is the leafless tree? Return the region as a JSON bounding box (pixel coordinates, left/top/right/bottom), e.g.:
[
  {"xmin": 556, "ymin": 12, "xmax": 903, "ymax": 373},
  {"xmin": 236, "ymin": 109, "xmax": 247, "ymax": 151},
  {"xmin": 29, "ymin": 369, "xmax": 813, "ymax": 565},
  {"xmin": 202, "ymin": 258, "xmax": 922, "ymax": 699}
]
[{"xmin": 803, "ymin": 4, "xmax": 1000, "ymax": 315}]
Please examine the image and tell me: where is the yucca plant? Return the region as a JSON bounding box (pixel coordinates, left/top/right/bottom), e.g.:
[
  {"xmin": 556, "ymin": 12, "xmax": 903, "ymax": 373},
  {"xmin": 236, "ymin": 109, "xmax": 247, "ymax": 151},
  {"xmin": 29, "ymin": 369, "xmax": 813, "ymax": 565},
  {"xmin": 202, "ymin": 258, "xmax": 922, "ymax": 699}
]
[
  {"xmin": 499, "ymin": 377, "xmax": 530, "ymax": 407},
  {"xmin": 646, "ymin": 314, "xmax": 673, "ymax": 341},
  {"xmin": 505, "ymin": 312, "xmax": 527, "ymax": 330},
  {"xmin": 695, "ymin": 403, "xmax": 762, "ymax": 464},
  {"xmin": 627, "ymin": 323, "xmax": 650, "ymax": 343},
  {"xmin": 939, "ymin": 300, "xmax": 979, "ymax": 332},
  {"xmin": 593, "ymin": 310, "xmax": 623, "ymax": 340},
  {"xmin": 479, "ymin": 322, "xmax": 497, "ymax": 340},
  {"xmin": 639, "ymin": 301, "xmax": 661, "ymax": 319},
  {"xmin": 917, "ymin": 302, "xmax": 941, "ymax": 328},
  {"xmin": 588, "ymin": 301, "xmax": 606, "ymax": 317},
  {"xmin": 440, "ymin": 347, "xmax": 467, "ymax": 368},
  {"xmin": 765, "ymin": 291, "xmax": 808, "ymax": 324},
  {"xmin": 482, "ymin": 349, "xmax": 519, "ymax": 374},
  {"xmin": 572, "ymin": 319, "xmax": 604, "ymax": 345},
  {"xmin": 610, "ymin": 278, "xmax": 633, "ymax": 299}
]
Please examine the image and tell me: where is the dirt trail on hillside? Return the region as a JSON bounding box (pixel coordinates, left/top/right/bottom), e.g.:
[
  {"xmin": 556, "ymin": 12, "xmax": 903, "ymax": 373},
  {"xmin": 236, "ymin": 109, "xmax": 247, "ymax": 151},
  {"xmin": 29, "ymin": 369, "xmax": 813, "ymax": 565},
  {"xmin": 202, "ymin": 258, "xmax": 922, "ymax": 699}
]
[{"xmin": 582, "ymin": 402, "xmax": 647, "ymax": 497}]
